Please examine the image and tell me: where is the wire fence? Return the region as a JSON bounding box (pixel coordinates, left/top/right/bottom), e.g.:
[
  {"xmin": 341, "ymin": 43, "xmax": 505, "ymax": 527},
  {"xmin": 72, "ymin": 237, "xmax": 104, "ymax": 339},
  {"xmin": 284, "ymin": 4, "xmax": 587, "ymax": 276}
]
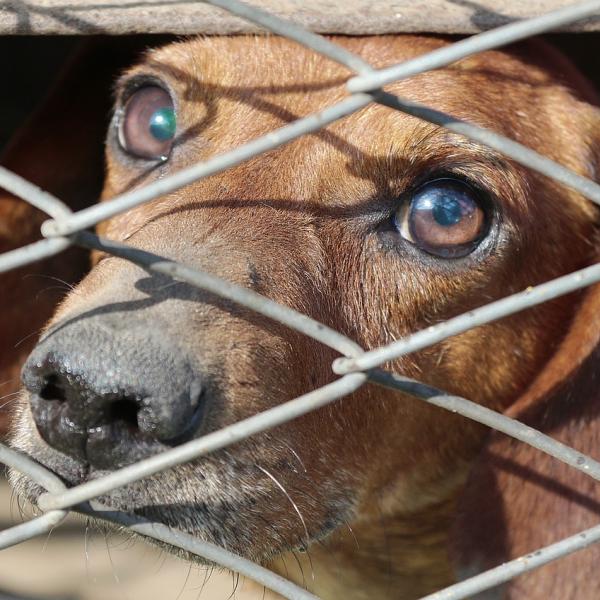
[{"xmin": 1, "ymin": 0, "xmax": 600, "ymax": 598}]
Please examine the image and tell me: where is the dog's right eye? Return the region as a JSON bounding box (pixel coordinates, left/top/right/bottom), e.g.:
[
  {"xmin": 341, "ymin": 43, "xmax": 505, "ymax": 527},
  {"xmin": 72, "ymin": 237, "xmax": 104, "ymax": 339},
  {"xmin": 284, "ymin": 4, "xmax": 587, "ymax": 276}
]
[
  {"xmin": 393, "ymin": 178, "xmax": 488, "ymax": 258},
  {"xmin": 117, "ymin": 86, "xmax": 176, "ymax": 160}
]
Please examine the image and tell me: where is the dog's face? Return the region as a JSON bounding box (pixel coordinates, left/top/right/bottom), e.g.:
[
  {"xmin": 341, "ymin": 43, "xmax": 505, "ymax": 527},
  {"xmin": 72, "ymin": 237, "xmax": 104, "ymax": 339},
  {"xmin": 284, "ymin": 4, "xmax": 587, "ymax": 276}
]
[{"xmin": 10, "ymin": 35, "xmax": 600, "ymax": 568}]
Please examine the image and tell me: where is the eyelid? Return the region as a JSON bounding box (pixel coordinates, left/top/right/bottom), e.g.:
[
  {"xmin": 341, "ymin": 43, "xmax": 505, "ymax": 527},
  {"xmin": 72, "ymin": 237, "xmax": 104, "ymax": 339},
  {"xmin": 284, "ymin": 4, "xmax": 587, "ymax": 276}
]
[
  {"xmin": 117, "ymin": 74, "xmax": 176, "ymax": 111},
  {"xmin": 113, "ymin": 75, "xmax": 176, "ymax": 152}
]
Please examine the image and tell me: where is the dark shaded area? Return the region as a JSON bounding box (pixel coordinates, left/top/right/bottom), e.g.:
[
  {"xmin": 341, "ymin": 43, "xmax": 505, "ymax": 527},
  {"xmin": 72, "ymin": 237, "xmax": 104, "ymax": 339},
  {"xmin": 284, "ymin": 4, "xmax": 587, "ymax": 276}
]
[
  {"xmin": 546, "ymin": 33, "xmax": 600, "ymax": 91},
  {"xmin": 0, "ymin": 36, "xmax": 77, "ymax": 148}
]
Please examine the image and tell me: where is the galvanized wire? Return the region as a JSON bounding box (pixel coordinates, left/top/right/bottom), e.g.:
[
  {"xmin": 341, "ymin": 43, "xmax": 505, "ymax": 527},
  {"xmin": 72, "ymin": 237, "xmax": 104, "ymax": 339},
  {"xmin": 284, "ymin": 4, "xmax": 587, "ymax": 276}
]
[
  {"xmin": 80, "ymin": 502, "xmax": 321, "ymax": 600},
  {"xmin": 0, "ymin": 166, "xmax": 71, "ymax": 219},
  {"xmin": 371, "ymin": 371, "xmax": 600, "ymax": 481},
  {"xmin": 39, "ymin": 3, "xmax": 600, "ymax": 237},
  {"xmin": 419, "ymin": 523, "xmax": 600, "ymax": 600},
  {"xmin": 373, "ymin": 91, "xmax": 600, "ymax": 206},
  {"xmin": 37, "ymin": 367, "xmax": 367, "ymax": 512},
  {"xmin": 204, "ymin": 0, "xmax": 373, "ymax": 73},
  {"xmin": 335, "ymin": 262, "xmax": 600, "ymax": 374},
  {"xmin": 1, "ymin": 1, "xmax": 600, "ymax": 599},
  {"xmin": 0, "ymin": 237, "xmax": 71, "ymax": 274},
  {"xmin": 0, "ymin": 447, "xmax": 319, "ymax": 600},
  {"xmin": 347, "ymin": 0, "xmax": 600, "ymax": 92},
  {"xmin": 40, "ymin": 94, "xmax": 373, "ymax": 238}
]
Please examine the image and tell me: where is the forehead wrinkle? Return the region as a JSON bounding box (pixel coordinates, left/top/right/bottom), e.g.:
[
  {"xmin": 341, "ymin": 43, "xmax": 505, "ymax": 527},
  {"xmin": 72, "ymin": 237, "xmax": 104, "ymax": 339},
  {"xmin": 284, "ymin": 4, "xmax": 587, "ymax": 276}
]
[
  {"xmin": 406, "ymin": 127, "xmax": 514, "ymax": 173},
  {"xmin": 350, "ymin": 108, "xmax": 516, "ymax": 182},
  {"xmin": 402, "ymin": 128, "xmax": 524, "ymax": 207}
]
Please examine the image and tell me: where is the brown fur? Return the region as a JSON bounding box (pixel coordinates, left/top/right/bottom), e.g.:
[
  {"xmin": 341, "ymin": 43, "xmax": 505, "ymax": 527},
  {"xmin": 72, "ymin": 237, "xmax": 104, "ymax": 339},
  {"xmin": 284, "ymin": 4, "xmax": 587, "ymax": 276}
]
[{"xmin": 3, "ymin": 35, "xmax": 600, "ymax": 599}]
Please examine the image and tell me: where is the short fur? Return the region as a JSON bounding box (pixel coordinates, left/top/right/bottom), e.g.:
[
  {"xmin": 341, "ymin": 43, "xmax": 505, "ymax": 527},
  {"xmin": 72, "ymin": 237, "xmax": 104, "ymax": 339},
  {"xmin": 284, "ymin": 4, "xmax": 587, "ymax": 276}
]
[{"xmin": 2, "ymin": 35, "xmax": 600, "ymax": 599}]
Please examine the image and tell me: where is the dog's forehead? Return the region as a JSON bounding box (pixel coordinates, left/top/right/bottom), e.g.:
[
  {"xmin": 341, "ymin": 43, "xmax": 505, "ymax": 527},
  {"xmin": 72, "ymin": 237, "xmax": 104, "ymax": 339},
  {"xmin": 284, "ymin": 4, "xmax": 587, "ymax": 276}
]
[
  {"xmin": 117, "ymin": 34, "xmax": 578, "ymax": 152},
  {"xmin": 133, "ymin": 35, "xmax": 560, "ymax": 94}
]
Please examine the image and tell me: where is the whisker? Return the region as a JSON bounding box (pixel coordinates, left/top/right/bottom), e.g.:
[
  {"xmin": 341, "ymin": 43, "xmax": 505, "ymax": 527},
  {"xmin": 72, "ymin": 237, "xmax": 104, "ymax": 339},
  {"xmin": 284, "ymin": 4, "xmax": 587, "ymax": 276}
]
[
  {"xmin": 195, "ymin": 565, "xmax": 214, "ymax": 599},
  {"xmin": 303, "ymin": 544, "xmax": 316, "ymax": 583},
  {"xmin": 104, "ymin": 532, "xmax": 121, "ymax": 584},
  {"xmin": 256, "ymin": 465, "xmax": 310, "ymax": 550},
  {"xmin": 84, "ymin": 519, "xmax": 92, "ymax": 584},
  {"xmin": 33, "ymin": 285, "xmax": 73, "ymax": 303},
  {"xmin": 290, "ymin": 549, "xmax": 307, "ymax": 588},
  {"xmin": 344, "ymin": 520, "xmax": 360, "ymax": 550},
  {"xmin": 174, "ymin": 561, "xmax": 193, "ymax": 600},
  {"xmin": 23, "ymin": 273, "xmax": 78, "ymax": 292},
  {"xmin": 226, "ymin": 569, "xmax": 241, "ymax": 600},
  {"xmin": 281, "ymin": 442, "xmax": 307, "ymax": 473},
  {"xmin": 14, "ymin": 327, "xmax": 44, "ymax": 349},
  {"xmin": 41, "ymin": 514, "xmax": 60, "ymax": 553},
  {"xmin": 0, "ymin": 392, "xmax": 21, "ymax": 411},
  {"xmin": 0, "ymin": 391, "xmax": 22, "ymax": 410}
]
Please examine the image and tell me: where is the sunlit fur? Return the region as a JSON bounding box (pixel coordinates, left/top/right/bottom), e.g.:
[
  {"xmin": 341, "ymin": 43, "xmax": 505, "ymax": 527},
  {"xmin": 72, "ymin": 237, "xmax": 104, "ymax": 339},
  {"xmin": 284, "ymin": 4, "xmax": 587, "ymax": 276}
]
[{"xmin": 6, "ymin": 36, "xmax": 600, "ymax": 599}]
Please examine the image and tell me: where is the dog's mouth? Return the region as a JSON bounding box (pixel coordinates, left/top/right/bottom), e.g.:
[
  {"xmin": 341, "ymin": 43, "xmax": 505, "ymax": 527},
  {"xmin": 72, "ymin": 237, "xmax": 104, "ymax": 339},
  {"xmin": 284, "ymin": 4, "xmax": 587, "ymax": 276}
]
[{"xmin": 10, "ymin": 391, "xmax": 358, "ymax": 563}]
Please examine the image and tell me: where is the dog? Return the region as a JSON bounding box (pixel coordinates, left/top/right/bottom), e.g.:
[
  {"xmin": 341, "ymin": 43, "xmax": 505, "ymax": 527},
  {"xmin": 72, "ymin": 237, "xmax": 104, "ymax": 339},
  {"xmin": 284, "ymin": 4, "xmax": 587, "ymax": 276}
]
[{"xmin": 2, "ymin": 33, "xmax": 600, "ymax": 599}]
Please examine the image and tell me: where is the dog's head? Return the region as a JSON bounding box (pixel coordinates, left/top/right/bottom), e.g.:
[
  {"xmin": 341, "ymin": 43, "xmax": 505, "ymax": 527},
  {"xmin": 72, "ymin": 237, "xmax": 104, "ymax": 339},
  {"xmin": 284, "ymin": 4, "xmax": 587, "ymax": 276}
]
[{"xmin": 6, "ymin": 34, "xmax": 600, "ymax": 587}]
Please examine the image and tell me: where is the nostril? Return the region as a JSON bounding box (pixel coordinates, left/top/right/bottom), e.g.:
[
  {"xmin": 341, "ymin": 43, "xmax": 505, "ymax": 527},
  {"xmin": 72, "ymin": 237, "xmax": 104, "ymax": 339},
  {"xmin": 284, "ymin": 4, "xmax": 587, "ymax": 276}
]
[
  {"xmin": 107, "ymin": 397, "xmax": 140, "ymax": 431},
  {"xmin": 39, "ymin": 374, "xmax": 67, "ymax": 402}
]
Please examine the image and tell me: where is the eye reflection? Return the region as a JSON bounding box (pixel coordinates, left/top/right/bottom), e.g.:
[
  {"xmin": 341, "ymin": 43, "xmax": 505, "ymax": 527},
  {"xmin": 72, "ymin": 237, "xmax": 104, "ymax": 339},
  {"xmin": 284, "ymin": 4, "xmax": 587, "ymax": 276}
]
[
  {"xmin": 149, "ymin": 107, "xmax": 176, "ymax": 141},
  {"xmin": 394, "ymin": 178, "xmax": 488, "ymax": 258}
]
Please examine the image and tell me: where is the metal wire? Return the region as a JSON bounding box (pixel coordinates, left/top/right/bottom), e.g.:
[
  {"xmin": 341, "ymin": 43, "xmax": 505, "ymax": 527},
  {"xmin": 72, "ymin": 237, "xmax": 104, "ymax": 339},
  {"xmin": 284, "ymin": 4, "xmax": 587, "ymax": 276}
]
[
  {"xmin": 204, "ymin": 0, "xmax": 373, "ymax": 74},
  {"xmin": 40, "ymin": 94, "xmax": 373, "ymax": 238},
  {"xmin": 347, "ymin": 0, "xmax": 600, "ymax": 92},
  {"xmin": 36, "ymin": 368, "xmax": 367, "ymax": 512},
  {"xmin": 0, "ymin": 237, "xmax": 72, "ymax": 274},
  {"xmin": 335, "ymin": 262, "xmax": 600, "ymax": 374},
  {"xmin": 419, "ymin": 523, "xmax": 600, "ymax": 600},
  {"xmin": 0, "ymin": 166, "xmax": 72, "ymax": 219},
  {"xmin": 370, "ymin": 371, "xmax": 600, "ymax": 481},
  {"xmin": 0, "ymin": 448, "xmax": 319, "ymax": 600},
  {"xmin": 373, "ymin": 90, "xmax": 600, "ymax": 206},
  {"xmin": 80, "ymin": 502, "xmax": 321, "ymax": 600},
  {"xmin": 1, "ymin": 1, "xmax": 600, "ymax": 599}
]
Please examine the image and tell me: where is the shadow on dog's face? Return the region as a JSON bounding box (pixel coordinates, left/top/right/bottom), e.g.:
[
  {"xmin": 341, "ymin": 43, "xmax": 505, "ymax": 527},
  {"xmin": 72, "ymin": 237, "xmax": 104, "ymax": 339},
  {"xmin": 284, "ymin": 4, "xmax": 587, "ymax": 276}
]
[{"xmin": 9, "ymin": 35, "xmax": 600, "ymax": 564}]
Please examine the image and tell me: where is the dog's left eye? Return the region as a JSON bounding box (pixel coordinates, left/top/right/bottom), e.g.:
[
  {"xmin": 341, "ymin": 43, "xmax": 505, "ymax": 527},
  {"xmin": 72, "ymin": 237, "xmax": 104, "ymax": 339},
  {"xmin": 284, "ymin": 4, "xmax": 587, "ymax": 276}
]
[
  {"xmin": 393, "ymin": 178, "xmax": 487, "ymax": 258},
  {"xmin": 118, "ymin": 86, "xmax": 176, "ymax": 160}
]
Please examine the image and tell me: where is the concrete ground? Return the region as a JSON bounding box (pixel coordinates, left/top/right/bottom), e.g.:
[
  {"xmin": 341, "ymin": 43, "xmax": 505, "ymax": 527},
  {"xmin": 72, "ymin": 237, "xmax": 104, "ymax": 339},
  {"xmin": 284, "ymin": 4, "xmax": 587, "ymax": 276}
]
[{"xmin": 0, "ymin": 476, "xmax": 280, "ymax": 600}]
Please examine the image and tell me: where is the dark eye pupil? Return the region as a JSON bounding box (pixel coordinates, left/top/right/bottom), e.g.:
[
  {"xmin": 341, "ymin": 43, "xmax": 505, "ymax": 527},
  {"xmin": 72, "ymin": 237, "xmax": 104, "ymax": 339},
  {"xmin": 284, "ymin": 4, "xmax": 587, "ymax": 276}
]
[
  {"xmin": 149, "ymin": 107, "xmax": 176, "ymax": 141},
  {"xmin": 431, "ymin": 196, "xmax": 462, "ymax": 227}
]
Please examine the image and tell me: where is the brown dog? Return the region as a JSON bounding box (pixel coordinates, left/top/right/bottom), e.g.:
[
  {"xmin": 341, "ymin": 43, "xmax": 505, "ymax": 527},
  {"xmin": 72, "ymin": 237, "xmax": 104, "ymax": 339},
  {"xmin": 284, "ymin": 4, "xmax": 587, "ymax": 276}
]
[{"xmin": 3, "ymin": 35, "xmax": 600, "ymax": 599}]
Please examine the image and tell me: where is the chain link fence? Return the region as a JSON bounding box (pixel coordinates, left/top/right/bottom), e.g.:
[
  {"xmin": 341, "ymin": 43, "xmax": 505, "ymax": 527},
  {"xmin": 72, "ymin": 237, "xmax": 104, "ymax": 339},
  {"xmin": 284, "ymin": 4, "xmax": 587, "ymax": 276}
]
[{"xmin": 1, "ymin": 0, "xmax": 600, "ymax": 598}]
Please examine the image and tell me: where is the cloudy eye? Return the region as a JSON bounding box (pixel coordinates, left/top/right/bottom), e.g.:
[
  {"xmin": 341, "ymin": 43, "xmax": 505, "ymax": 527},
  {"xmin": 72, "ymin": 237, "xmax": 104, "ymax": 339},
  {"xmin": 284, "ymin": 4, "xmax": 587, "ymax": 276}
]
[
  {"xmin": 118, "ymin": 86, "xmax": 176, "ymax": 160},
  {"xmin": 394, "ymin": 178, "xmax": 488, "ymax": 258}
]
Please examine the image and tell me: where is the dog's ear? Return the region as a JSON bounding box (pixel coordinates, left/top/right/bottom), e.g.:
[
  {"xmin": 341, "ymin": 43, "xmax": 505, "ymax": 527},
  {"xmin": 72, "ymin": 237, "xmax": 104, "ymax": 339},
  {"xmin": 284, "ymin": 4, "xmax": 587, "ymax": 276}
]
[
  {"xmin": 0, "ymin": 38, "xmax": 152, "ymax": 435},
  {"xmin": 451, "ymin": 270, "xmax": 600, "ymax": 596}
]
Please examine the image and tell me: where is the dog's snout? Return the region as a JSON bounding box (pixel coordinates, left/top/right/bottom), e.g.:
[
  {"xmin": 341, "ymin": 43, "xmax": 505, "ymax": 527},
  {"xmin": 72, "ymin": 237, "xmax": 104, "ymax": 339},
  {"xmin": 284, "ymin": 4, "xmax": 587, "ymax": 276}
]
[{"xmin": 22, "ymin": 319, "xmax": 204, "ymax": 468}]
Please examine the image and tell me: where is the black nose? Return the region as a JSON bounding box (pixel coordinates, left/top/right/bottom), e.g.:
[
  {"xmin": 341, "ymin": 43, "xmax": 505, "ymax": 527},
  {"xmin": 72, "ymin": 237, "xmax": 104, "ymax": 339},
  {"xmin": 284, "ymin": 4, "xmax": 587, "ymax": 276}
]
[{"xmin": 22, "ymin": 318, "xmax": 204, "ymax": 469}]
